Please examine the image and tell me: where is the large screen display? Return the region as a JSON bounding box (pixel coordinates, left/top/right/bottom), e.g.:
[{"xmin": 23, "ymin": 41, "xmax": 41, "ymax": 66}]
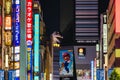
[{"xmin": 59, "ymin": 50, "xmax": 73, "ymax": 77}]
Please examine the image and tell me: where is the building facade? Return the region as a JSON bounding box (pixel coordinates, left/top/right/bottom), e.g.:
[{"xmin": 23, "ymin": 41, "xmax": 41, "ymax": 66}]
[{"xmin": 107, "ymin": 0, "xmax": 120, "ymax": 69}]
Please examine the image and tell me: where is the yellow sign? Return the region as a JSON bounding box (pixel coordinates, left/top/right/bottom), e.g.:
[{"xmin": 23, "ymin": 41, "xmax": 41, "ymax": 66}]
[
  {"xmin": 5, "ymin": 0, "xmax": 11, "ymax": 14},
  {"xmin": 115, "ymin": 49, "xmax": 120, "ymax": 57}
]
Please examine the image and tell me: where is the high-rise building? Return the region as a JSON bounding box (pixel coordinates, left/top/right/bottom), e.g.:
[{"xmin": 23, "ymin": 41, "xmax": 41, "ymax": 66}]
[
  {"xmin": 74, "ymin": 0, "xmax": 99, "ymax": 79},
  {"xmin": 75, "ymin": 0, "xmax": 99, "ymax": 44},
  {"xmin": 107, "ymin": 0, "xmax": 120, "ymax": 69}
]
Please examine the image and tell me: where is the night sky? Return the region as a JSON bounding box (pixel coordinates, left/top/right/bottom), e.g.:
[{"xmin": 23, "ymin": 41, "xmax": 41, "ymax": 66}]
[{"xmin": 40, "ymin": 0, "xmax": 109, "ymax": 44}]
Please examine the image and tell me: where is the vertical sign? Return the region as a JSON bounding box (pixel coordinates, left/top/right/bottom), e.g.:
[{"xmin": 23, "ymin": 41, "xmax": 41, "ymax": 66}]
[
  {"xmin": 34, "ymin": 14, "xmax": 40, "ymax": 79},
  {"xmin": 59, "ymin": 50, "xmax": 73, "ymax": 77},
  {"xmin": 26, "ymin": 0, "xmax": 33, "ymax": 80},
  {"xmin": 91, "ymin": 61, "xmax": 94, "ymax": 80},
  {"xmin": 103, "ymin": 24, "xmax": 107, "ymax": 53},
  {"xmin": 12, "ymin": 0, "xmax": 20, "ymax": 79},
  {"xmin": 34, "ymin": 14, "xmax": 40, "ymax": 80}
]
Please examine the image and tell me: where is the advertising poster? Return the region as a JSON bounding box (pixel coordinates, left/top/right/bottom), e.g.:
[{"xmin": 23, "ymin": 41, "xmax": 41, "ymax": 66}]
[
  {"xmin": 76, "ymin": 69, "xmax": 91, "ymax": 80},
  {"xmin": 0, "ymin": 70, "xmax": 4, "ymax": 80},
  {"xmin": 59, "ymin": 50, "xmax": 73, "ymax": 77},
  {"xmin": 96, "ymin": 69, "xmax": 104, "ymax": 80}
]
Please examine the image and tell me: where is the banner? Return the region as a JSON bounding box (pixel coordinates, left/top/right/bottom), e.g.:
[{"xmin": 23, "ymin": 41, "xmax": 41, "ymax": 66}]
[{"xmin": 59, "ymin": 50, "xmax": 73, "ymax": 77}]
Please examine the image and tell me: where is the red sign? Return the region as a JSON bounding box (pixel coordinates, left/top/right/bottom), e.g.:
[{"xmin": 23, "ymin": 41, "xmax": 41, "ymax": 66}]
[
  {"xmin": 26, "ymin": 0, "xmax": 32, "ymax": 43},
  {"xmin": 115, "ymin": 0, "xmax": 120, "ymax": 33}
]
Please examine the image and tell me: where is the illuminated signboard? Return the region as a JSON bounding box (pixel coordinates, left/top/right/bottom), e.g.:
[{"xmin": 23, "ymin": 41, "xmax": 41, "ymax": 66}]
[
  {"xmin": 34, "ymin": 14, "xmax": 40, "ymax": 72},
  {"xmin": 103, "ymin": 24, "xmax": 107, "ymax": 53},
  {"xmin": 5, "ymin": 16, "xmax": 11, "ymax": 30},
  {"xmin": 26, "ymin": 0, "xmax": 33, "ymax": 80},
  {"xmin": 14, "ymin": 62, "xmax": 20, "ymax": 69},
  {"xmin": 26, "ymin": 0, "xmax": 32, "ymax": 43},
  {"xmin": 115, "ymin": 0, "xmax": 120, "ymax": 33},
  {"xmin": 59, "ymin": 50, "xmax": 73, "ymax": 77},
  {"xmin": 27, "ymin": 45, "xmax": 33, "ymax": 80},
  {"xmin": 34, "ymin": 76, "xmax": 39, "ymax": 80},
  {"xmin": 4, "ymin": 31, "xmax": 12, "ymax": 46},
  {"xmin": 78, "ymin": 48, "xmax": 86, "ymax": 57},
  {"xmin": 14, "ymin": 2, "xmax": 20, "ymax": 46},
  {"xmin": 5, "ymin": 0, "xmax": 11, "ymax": 14},
  {"xmin": 91, "ymin": 61, "xmax": 94, "ymax": 80}
]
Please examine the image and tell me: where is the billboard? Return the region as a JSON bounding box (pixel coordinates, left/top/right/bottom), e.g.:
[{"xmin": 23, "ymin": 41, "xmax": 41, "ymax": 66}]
[
  {"xmin": 34, "ymin": 14, "xmax": 40, "ymax": 73},
  {"xmin": 5, "ymin": 16, "xmax": 12, "ymax": 30},
  {"xmin": 0, "ymin": 70, "xmax": 4, "ymax": 80},
  {"xmin": 59, "ymin": 50, "xmax": 73, "ymax": 77}
]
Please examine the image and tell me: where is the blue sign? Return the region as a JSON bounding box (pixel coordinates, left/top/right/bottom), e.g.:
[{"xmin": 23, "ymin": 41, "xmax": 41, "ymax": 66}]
[
  {"xmin": 12, "ymin": 1, "xmax": 20, "ymax": 46},
  {"xmin": 14, "ymin": 77, "xmax": 20, "ymax": 80},
  {"xmin": 8, "ymin": 70, "xmax": 16, "ymax": 80},
  {"xmin": 27, "ymin": 45, "xmax": 33, "ymax": 80},
  {"xmin": 0, "ymin": 70, "xmax": 4, "ymax": 80},
  {"xmin": 91, "ymin": 61, "xmax": 94, "ymax": 80},
  {"xmin": 34, "ymin": 14, "xmax": 40, "ymax": 72},
  {"xmin": 96, "ymin": 69, "xmax": 104, "ymax": 80}
]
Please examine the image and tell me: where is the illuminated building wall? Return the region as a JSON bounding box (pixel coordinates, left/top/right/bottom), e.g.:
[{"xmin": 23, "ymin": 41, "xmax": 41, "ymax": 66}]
[{"xmin": 107, "ymin": 0, "xmax": 120, "ymax": 68}]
